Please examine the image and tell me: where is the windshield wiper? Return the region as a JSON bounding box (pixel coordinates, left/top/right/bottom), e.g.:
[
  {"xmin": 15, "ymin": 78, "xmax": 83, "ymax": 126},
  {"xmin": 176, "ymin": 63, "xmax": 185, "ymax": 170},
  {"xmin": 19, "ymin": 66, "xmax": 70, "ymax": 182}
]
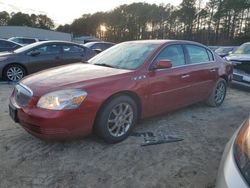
[{"xmin": 94, "ymin": 63, "xmax": 115, "ymax": 68}]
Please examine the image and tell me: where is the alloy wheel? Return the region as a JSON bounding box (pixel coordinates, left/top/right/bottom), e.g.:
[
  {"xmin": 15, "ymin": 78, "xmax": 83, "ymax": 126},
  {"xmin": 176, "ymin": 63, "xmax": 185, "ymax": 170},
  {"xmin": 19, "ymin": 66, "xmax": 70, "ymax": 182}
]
[
  {"xmin": 6, "ymin": 66, "xmax": 24, "ymax": 81},
  {"xmin": 214, "ymin": 81, "xmax": 226, "ymax": 104},
  {"xmin": 107, "ymin": 103, "xmax": 134, "ymax": 137}
]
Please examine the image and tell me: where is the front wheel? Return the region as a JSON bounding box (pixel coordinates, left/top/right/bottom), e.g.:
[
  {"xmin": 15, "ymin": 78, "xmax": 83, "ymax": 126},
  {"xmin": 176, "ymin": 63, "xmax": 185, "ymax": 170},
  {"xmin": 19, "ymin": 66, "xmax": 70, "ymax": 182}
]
[
  {"xmin": 94, "ymin": 95, "xmax": 138, "ymax": 143},
  {"xmin": 206, "ymin": 78, "xmax": 227, "ymax": 107}
]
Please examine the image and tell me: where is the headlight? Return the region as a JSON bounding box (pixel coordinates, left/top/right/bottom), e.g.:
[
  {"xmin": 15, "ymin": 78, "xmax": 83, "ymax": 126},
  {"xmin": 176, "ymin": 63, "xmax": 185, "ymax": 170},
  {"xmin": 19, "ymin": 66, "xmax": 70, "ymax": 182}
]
[
  {"xmin": 37, "ymin": 89, "xmax": 87, "ymax": 110},
  {"xmin": 234, "ymin": 118, "xmax": 250, "ymax": 185}
]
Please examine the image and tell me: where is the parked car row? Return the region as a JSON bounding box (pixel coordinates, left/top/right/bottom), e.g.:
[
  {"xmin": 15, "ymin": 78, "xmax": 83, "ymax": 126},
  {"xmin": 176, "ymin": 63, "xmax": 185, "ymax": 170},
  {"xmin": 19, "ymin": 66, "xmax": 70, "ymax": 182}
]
[
  {"xmin": 215, "ymin": 46, "xmax": 237, "ymax": 58},
  {"xmin": 209, "ymin": 43, "xmax": 250, "ymax": 85},
  {"xmin": 0, "ymin": 41, "xmax": 97, "ymax": 81},
  {"xmin": 0, "ymin": 39, "xmax": 115, "ymax": 81}
]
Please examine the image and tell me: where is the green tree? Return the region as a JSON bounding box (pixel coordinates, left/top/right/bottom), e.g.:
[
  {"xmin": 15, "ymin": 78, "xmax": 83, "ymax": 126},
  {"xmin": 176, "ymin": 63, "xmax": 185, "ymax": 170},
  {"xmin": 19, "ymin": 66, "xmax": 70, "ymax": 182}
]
[
  {"xmin": 0, "ymin": 11, "xmax": 10, "ymax": 26},
  {"xmin": 53, "ymin": 1, "xmax": 250, "ymax": 44},
  {"xmin": 8, "ymin": 12, "xmax": 32, "ymax": 26},
  {"xmin": 36, "ymin": 14, "xmax": 54, "ymax": 29},
  {"xmin": 178, "ymin": 0, "xmax": 197, "ymax": 39}
]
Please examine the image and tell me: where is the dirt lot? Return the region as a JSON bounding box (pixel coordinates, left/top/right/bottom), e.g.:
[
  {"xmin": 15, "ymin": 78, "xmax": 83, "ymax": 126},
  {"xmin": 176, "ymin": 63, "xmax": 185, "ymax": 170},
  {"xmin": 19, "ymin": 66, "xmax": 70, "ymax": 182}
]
[{"xmin": 0, "ymin": 82, "xmax": 249, "ymax": 188}]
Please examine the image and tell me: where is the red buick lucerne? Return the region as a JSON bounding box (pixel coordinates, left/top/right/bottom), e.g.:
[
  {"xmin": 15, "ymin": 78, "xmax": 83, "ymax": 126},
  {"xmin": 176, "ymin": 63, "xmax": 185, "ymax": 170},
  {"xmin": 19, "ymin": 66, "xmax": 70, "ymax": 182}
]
[{"xmin": 9, "ymin": 40, "xmax": 233, "ymax": 143}]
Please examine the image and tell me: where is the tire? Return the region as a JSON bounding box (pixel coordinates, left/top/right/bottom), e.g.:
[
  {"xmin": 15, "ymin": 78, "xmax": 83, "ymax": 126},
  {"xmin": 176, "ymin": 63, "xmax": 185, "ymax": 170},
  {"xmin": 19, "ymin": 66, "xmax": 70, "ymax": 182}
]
[
  {"xmin": 3, "ymin": 64, "xmax": 26, "ymax": 82},
  {"xmin": 206, "ymin": 78, "xmax": 227, "ymax": 107},
  {"xmin": 95, "ymin": 95, "xmax": 138, "ymax": 143}
]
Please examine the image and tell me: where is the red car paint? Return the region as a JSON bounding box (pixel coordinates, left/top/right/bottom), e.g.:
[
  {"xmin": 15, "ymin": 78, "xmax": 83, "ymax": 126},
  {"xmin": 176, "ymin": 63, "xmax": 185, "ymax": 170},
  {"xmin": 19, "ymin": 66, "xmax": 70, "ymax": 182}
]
[{"xmin": 9, "ymin": 40, "xmax": 233, "ymax": 140}]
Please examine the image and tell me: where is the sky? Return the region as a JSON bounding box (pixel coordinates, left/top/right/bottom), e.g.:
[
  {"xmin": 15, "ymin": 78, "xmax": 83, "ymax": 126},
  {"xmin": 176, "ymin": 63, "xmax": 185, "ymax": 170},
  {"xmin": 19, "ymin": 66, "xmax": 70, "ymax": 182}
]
[{"xmin": 0, "ymin": 0, "xmax": 188, "ymax": 25}]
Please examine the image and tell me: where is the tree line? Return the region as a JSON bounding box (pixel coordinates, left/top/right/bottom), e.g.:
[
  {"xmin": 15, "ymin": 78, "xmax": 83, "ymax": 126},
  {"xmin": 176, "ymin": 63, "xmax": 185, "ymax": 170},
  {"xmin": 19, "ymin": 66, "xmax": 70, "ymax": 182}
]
[
  {"xmin": 57, "ymin": 0, "xmax": 250, "ymax": 45},
  {"xmin": 0, "ymin": 11, "xmax": 54, "ymax": 29},
  {"xmin": 1, "ymin": 0, "xmax": 250, "ymax": 45}
]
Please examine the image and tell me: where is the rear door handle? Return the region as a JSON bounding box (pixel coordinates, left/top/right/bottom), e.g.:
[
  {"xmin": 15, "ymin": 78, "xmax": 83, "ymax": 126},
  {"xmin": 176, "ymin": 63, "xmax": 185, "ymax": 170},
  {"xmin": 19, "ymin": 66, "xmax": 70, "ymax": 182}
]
[
  {"xmin": 181, "ymin": 74, "xmax": 190, "ymax": 79},
  {"xmin": 210, "ymin": 68, "xmax": 216, "ymax": 72}
]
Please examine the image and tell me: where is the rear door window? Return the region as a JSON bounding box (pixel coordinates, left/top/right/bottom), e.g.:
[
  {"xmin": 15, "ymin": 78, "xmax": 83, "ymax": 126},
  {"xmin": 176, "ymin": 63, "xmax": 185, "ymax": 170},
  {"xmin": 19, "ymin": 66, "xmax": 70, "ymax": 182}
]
[
  {"xmin": 62, "ymin": 45, "xmax": 84, "ymax": 53},
  {"xmin": 33, "ymin": 44, "xmax": 61, "ymax": 55},
  {"xmin": 185, "ymin": 45, "xmax": 210, "ymax": 64}
]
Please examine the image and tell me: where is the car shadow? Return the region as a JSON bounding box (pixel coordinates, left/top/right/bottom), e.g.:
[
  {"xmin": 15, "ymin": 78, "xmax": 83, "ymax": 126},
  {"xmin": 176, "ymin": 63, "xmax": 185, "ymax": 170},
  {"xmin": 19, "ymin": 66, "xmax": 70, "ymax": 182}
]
[{"xmin": 230, "ymin": 81, "xmax": 250, "ymax": 92}]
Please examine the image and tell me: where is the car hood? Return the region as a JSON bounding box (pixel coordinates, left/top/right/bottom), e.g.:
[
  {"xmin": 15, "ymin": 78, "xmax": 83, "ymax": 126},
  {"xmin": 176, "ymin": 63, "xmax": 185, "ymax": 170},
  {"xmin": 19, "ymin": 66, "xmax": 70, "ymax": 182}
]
[
  {"xmin": 226, "ymin": 54, "xmax": 250, "ymax": 61},
  {"xmin": 21, "ymin": 63, "xmax": 133, "ymax": 95}
]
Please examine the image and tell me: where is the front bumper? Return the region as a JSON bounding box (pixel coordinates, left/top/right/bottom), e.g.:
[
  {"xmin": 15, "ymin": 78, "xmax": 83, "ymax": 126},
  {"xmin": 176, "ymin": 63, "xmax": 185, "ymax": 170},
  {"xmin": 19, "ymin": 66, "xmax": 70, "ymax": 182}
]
[
  {"xmin": 215, "ymin": 132, "xmax": 248, "ymax": 188},
  {"xmin": 9, "ymin": 95, "xmax": 96, "ymax": 140},
  {"xmin": 233, "ymin": 69, "xmax": 250, "ymax": 83}
]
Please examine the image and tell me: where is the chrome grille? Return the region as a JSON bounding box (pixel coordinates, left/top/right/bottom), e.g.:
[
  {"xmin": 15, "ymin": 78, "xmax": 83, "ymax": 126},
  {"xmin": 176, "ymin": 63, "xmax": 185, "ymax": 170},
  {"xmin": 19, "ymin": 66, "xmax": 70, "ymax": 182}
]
[{"xmin": 14, "ymin": 84, "xmax": 33, "ymax": 107}]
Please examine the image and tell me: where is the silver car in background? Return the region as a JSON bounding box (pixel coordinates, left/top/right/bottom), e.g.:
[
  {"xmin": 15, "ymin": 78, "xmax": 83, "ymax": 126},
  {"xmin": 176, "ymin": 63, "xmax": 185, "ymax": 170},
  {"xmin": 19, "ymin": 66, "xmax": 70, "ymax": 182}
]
[
  {"xmin": 216, "ymin": 117, "xmax": 250, "ymax": 188},
  {"xmin": 225, "ymin": 42, "xmax": 250, "ymax": 85}
]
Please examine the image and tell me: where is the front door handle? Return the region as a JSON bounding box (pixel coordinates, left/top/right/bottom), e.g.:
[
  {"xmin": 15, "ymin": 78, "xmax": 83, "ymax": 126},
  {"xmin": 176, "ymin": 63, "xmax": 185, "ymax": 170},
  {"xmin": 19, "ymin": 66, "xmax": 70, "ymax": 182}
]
[
  {"xmin": 210, "ymin": 68, "xmax": 216, "ymax": 72},
  {"xmin": 181, "ymin": 74, "xmax": 190, "ymax": 79}
]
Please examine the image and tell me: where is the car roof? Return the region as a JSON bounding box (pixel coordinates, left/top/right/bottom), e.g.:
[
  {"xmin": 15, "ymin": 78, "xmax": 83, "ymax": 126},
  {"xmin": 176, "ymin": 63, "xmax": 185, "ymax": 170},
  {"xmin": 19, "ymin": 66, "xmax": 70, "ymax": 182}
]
[
  {"xmin": 37, "ymin": 40, "xmax": 78, "ymax": 44},
  {"xmin": 85, "ymin": 41, "xmax": 115, "ymax": 45},
  {"xmin": 8, "ymin": 37, "xmax": 37, "ymax": 40},
  {"xmin": 122, "ymin": 39, "xmax": 209, "ymax": 48},
  {"xmin": 13, "ymin": 40, "xmax": 85, "ymax": 53}
]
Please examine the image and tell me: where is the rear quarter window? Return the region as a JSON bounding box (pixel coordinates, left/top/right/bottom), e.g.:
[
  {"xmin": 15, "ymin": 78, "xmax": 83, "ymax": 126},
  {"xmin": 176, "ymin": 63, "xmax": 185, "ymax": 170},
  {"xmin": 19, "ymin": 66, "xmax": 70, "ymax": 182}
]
[
  {"xmin": 185, "ymin": 45, "xmax": 210, "ymax": 64},
  {"xmin": 207, "ymin": 49, "xmax": 214, "ymax": 61}
]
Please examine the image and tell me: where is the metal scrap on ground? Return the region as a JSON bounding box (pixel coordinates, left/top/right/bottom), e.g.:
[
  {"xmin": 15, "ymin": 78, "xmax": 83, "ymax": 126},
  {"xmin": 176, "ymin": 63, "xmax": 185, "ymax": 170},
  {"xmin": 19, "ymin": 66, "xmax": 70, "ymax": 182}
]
[{"xmin": 131, "ymin": 130, "xmax": 183, "ymax": 146}]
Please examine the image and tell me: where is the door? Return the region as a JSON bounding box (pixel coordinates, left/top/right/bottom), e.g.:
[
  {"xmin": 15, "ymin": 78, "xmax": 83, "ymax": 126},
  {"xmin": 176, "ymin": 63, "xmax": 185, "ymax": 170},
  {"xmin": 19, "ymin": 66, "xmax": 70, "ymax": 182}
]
[
  {"xmin": 183, "ymin": 44, "xmax": 218, "ymax": 102},
  {"xmin": 27, "ymin": 44, "xmax": 63, "ymax": 73},
  {"xmin": 147, "ymin": 44, "xmax": 193, "ymax": 116}
]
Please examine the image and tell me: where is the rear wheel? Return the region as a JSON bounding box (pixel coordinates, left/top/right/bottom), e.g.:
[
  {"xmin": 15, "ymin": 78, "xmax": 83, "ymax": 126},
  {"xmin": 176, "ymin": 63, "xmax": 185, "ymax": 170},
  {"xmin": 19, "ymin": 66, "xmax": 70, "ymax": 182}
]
[
  {"xmin": 95, "ymin": 95, "xmax": 138, "ymax": 143},
  {"xmin": 206, "ymin": 78, "xmax": 227, "ymax": 107},
  {"xmin": 3, "ymin": 64, "xmax": 26, "ymax": 82}
]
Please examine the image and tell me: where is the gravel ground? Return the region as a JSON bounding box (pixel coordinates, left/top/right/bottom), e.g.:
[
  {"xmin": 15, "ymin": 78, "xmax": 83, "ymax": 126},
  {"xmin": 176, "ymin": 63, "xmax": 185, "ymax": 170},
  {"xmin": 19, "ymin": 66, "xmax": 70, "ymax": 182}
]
[{"xmin": 0, "ymin": 82, "xmax": 249, "ymax": 188}]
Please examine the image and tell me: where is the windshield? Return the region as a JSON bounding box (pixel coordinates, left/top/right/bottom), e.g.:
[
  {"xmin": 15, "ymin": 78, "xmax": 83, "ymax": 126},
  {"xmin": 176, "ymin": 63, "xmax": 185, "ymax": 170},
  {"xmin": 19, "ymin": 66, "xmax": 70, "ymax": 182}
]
[
  {"xmin": 233, "ymin": 43, "xmax": 250, "ymax": 55},
  {"xmin": 88, "ymin": 42, "xmax": 159, "ymax": 70}
]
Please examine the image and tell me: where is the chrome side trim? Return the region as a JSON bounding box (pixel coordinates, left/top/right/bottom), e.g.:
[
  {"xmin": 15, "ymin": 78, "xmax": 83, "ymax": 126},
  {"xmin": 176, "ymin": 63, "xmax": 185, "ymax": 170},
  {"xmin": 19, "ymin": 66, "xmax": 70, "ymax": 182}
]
[{"xmin": 152, "ymin": 80, "xmax": 212, "ymax": 96}]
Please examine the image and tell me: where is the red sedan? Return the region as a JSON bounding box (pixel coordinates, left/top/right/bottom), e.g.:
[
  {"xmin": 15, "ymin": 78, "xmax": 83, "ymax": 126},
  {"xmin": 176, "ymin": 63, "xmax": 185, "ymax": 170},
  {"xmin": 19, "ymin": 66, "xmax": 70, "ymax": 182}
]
[{"xmin": 9, "ymin": 40, "xmax": 233, "ymax": 143}]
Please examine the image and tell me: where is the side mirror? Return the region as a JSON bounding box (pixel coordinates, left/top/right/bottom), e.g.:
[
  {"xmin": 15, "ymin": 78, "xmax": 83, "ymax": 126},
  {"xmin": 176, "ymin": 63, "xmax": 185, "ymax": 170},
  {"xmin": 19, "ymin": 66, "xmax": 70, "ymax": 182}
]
[
  {"xmin": 93, "ymin": 49, "xmax": 102, "ymax": 54},
  {"xmin": 154, "ymin": 59, "xmax": 172, "ymax": 69},
  {"xmin": 30, "ymin": 50, "xmax": 40, "ymax": 56}
]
